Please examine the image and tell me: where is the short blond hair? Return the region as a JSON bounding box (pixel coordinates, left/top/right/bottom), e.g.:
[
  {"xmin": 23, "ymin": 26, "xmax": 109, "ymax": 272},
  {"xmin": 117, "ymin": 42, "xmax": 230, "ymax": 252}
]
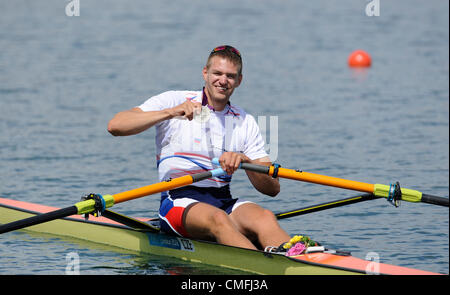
[{"xmin": 206, "ymin": 45, "xmax": 242, "ymax": 76}]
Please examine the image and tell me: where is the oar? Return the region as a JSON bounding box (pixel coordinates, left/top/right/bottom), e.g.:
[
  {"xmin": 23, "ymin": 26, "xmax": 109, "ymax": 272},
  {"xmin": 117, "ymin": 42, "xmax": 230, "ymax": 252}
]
[
  {"xmin": 101, "ymin": 209, "xmax": 160, "ymax": 232},
  {"xmin": 275, "ymin": 193, "xmax": 378, "ymax": 219},
  {"xmin": 0, "ymin": 168, "xmax": 226, "ymax": 234},
  {"xmin": 212, "ymin": 159, "xmax": 448, "ymax": 207}
]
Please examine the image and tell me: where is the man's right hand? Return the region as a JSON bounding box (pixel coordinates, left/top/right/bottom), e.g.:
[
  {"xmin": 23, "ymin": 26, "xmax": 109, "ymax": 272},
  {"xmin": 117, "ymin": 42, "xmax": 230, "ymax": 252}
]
[
  {"xmin": 108, "ymin": 100, "xmax": 202, "ymax": 137},
  {"xmin": 169, "ymin": 100, "xmax": 202, "ymax": 121}
]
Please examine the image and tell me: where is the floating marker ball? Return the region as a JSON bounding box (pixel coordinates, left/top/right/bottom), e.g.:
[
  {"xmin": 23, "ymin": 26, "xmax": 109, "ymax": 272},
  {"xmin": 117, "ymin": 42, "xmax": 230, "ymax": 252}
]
[{"xmin": 348, "ymin": 50, "xmax": 372, "ymax": 67}]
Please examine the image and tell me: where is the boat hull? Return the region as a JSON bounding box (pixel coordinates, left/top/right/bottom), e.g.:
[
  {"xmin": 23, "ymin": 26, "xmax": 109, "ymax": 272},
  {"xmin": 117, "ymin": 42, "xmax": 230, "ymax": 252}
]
[{"xmin": 0, "ymin": 197, "xmax": 439, "ymax": 275}]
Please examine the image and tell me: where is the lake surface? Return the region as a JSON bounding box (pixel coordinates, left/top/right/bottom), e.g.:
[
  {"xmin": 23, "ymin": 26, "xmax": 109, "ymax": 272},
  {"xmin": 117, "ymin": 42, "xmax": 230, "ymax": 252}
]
[{"xmin": 0, "ymin": 0, "xmax": 448, "ymax": 275}]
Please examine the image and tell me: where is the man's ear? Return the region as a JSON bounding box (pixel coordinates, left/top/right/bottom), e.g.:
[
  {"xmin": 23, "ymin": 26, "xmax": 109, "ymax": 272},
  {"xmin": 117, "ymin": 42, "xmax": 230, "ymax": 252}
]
[
  {"xmin": 202, "ymin": 66, "xmax": 208, "ymax": 81},
  {"xmin": 236, "ymin": 74, "xmax": 243, "ymax": 88}
]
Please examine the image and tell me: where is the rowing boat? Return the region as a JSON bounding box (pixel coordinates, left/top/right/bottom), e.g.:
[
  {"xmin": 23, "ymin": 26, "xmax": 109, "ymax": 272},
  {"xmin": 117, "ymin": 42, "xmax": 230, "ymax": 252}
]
[{"xmin": 0, "ymin": 197, "xmax": 440, "ymax": 275}]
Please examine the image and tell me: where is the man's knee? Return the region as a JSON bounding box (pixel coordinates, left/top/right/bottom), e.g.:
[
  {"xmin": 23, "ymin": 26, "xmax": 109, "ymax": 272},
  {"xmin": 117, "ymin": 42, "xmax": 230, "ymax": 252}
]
[
  {"xmin": 256, "ymin": 208, "xmax": 277, "ymax": 223},
  {"xmin": 209, "ymin": 210, "xmax": 235, "ymax": 235}
]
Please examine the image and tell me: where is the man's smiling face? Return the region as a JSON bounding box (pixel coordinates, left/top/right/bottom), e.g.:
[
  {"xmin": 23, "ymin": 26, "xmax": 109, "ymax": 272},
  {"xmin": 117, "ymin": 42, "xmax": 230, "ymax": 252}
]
[{"xmin": 202, "ymin": 56, "xmax": 242, "ymax": 110}]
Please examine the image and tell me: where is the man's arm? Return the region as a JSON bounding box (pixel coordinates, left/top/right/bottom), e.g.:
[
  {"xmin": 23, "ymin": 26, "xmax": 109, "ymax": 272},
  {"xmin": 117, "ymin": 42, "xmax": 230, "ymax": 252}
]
[
  {"xmin": 107, "ymin": 107, "xmax": 170, "ymax": 136},
  {"xmin": 107, "ymin": 100, "xmax": 202, "ymax": 136},
  {"xmin": 218, "ymin": 153, "xmax": 280, "ymax": 197}
]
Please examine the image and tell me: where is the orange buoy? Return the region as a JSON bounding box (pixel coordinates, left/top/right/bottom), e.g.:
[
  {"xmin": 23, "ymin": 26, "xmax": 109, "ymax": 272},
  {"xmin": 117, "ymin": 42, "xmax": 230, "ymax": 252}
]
[{"xmin": 348, "ymin": 50, "xmax": 372, "ymax": 67}]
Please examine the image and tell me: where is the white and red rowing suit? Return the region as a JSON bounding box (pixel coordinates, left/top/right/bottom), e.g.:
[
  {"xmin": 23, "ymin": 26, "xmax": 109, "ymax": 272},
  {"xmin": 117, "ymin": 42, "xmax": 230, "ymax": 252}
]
[{"xmin": 137, "ymin": 89, "xmax": 268, "ymax": 236}]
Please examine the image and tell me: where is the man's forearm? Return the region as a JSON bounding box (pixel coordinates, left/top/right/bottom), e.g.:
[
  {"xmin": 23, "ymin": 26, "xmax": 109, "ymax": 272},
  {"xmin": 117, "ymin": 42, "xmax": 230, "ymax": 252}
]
[
  {"xmin": 107, "ymin": 108, "xmax": 172, "ymax": 136},
  {"xmin": 245, "ymin": 158, "xmax": 280, "ymax": 197},
  {"xmin": 246, "ymin": 169, "xmax": 280, "ymax": 197}
]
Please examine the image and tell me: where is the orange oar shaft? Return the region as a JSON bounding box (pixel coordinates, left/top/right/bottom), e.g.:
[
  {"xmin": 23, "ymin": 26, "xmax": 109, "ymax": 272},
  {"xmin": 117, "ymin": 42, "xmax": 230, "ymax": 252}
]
[
  {"xmin": 112, "ymin": 167, "xmax": 227, "ymax": 204},
  {"xmin": 113, "ymin": 175, "xmax": 193, "ymax": 204},
  {"xmin": 239, "ymin": 162, "xmax": 375, "ymax": 193},
  {"xmin": 272, "ymin": 166, "xmax": 375, "ymax": 193}
]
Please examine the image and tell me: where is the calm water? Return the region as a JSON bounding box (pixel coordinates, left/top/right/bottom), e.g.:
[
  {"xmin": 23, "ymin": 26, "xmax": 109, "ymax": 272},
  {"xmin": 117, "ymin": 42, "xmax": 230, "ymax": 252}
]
[{"xmin": 0, "ymin": 0, "xmax": 448, "ymax": 275}]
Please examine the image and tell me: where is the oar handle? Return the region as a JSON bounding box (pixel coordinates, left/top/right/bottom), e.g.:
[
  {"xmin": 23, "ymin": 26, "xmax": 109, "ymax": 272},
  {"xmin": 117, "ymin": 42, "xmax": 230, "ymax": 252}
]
[
  {"xmin": 211, "ymin": 158, "xmax": 270, "ymax": 174},
  {"xmin": 240, "ymin": 162, "xmax": 271, "ymax": 174}
]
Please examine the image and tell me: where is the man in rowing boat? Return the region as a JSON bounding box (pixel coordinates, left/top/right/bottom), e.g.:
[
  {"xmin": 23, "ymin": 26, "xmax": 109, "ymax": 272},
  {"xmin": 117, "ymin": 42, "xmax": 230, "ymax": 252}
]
[{"xmin": 107, "ymin": 45, "xmax": 291, "ymax": 250}]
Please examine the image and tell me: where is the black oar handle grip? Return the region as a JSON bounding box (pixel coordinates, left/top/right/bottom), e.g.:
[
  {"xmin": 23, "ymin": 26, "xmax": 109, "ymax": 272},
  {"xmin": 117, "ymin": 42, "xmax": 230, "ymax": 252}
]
[
  {"xmin": 421, "ymin": 194, "xmax": 449, "ymax": 207},
  {"xmin": 211, "ymin": 158, "xmax": 271, "ymax": 174},
  {"xmin": 240, "ymin": 162, "xmax": 271, "ymax": 174}
]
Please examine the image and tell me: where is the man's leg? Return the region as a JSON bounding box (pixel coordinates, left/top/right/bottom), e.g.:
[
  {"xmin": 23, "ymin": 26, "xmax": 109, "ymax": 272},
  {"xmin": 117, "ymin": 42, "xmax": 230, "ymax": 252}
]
[
  {"xmin": 229, "ymin": 203, "xmax": 290, "ymax": 249},
  {"xmin": 183, "ymin": 202, "xmax": 257, "ymax": 250}
]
